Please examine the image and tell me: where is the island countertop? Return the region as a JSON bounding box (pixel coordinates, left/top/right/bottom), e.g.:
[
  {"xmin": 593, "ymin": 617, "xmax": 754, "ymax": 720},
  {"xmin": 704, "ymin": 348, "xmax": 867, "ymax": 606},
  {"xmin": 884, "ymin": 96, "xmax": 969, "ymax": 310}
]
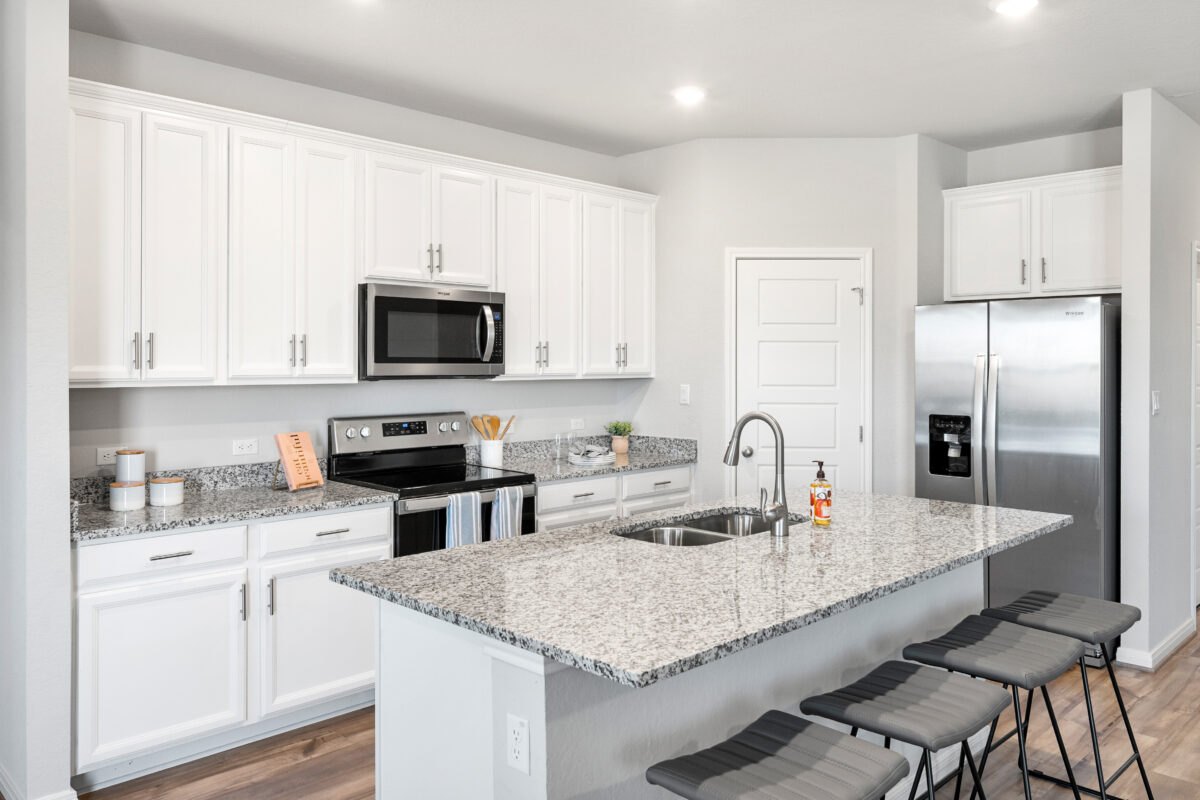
[{"xmin": 331, "ymin": 490, "xmax": 1072, "ymax": 688}]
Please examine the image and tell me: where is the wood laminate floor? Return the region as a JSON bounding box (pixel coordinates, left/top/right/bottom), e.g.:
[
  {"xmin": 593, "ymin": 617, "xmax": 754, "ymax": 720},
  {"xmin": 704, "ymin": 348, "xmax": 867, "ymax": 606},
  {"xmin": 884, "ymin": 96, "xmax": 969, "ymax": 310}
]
[{"xmin": 79, "ymin": 613, "xmax": 1199, "ymax": 799}]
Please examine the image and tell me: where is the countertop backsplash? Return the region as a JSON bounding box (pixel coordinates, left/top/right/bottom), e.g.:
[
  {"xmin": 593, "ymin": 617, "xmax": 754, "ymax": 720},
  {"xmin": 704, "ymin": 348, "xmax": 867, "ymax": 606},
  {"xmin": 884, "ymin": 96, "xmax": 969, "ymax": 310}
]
[{"xmin": 70, "ymin": 459, "xmax": 329, "ymax": 505}]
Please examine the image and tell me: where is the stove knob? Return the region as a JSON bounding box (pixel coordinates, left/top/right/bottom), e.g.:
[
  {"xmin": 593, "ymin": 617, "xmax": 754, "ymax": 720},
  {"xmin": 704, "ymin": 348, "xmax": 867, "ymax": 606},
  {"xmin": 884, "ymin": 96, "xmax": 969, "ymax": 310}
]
[
  {"xmin": 344, "ymin": 427, "xmax": 357, "ymax": 439},
  {"xmin": 451, "ymin": 421, "xmax": 461, "ymax": 432},
  {"xmin": 438, "ymin": 422, "xmax": 449, "ymax": 433},
  {"xmin": 359, "ymin": 426, "xmax": 372, "ymax": 438}
]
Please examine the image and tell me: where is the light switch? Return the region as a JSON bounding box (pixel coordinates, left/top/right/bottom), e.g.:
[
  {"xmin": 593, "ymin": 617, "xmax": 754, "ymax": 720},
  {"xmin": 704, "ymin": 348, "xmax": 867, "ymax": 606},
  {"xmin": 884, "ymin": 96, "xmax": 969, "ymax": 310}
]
[{"xmin": 679, "ymin": 384, "xmax": 691, "ymax": 405}]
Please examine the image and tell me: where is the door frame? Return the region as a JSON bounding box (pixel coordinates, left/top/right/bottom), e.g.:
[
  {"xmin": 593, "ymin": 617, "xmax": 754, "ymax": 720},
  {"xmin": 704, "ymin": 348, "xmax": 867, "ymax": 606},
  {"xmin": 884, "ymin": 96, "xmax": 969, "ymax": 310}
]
[
  {"xmin": 1192, "ymin": 241, "xmax": 1199, "ymax": 611},
  {"xmin": 724, "ymin": 247, "xmax": 874, "ymax": 498}
]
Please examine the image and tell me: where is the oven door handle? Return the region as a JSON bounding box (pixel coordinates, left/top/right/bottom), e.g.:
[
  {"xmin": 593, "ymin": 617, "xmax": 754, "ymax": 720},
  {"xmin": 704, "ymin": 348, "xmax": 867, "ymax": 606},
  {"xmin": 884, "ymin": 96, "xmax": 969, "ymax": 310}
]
[
  {"xmin": 399, "ymin": 484, "xmax": 534, "ymax": 513},
  {"xmin": 478, "ymin": 305, "xmax": 496, "ymax": 363}
]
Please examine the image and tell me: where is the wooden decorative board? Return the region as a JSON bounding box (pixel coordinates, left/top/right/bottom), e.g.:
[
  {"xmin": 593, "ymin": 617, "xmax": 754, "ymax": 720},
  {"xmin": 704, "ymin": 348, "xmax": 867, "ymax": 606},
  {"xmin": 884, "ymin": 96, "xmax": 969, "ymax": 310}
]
[{"xmin": 273, "ymin": 431, "xmax": 325, "ymax": 491}]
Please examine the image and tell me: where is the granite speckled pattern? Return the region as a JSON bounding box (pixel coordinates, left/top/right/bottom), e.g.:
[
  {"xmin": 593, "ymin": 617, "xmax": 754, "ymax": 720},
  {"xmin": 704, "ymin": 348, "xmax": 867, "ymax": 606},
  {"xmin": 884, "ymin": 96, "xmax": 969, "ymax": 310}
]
[
  {"xmin": 466, "ymin": 435, "xmax": 696, "ymax": 482},
  {"xmin": 74, "ymin": 480, "xmax": 396, "ymax": 542},
  {"xmin": 332, "ymin": 490, "xmax": 1072, "ymax": 688},
  {"xmin": 71, "ymin": 460, "xmax": 327, "ymax": 505}
]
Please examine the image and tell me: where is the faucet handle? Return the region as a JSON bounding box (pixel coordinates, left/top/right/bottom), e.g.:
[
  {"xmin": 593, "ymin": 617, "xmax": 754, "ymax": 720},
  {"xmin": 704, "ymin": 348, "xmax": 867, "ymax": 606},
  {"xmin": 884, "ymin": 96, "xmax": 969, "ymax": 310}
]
[{"xmin": 760, "ymin": 488, "xmax": 768, "ymax": 520}]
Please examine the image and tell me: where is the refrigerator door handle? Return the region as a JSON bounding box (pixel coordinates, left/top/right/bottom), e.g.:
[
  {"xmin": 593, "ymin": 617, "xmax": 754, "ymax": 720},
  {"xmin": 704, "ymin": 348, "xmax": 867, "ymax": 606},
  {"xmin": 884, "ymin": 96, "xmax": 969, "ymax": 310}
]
[
  {"xmin": 985, "ymin": 354, "xmax": 1000, "ymax": 506},
  {"xmin": 973, "ymin": 355, "xmax": 987, "ymax": 504}
]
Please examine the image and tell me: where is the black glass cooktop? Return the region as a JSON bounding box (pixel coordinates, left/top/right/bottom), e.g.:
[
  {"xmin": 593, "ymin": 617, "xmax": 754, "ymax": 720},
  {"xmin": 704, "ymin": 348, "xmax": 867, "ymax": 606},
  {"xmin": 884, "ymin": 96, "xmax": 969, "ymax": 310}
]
[{"xmin": 339, "ymin": 463, "xmax": 534, "ymax": 500}]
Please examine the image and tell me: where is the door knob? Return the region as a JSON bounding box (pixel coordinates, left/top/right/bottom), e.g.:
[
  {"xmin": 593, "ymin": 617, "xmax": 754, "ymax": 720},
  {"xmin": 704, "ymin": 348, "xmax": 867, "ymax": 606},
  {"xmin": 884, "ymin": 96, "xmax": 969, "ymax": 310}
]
[{"xmin": 741, "ymin": 446, "xmax": 754, "ymax": 458}]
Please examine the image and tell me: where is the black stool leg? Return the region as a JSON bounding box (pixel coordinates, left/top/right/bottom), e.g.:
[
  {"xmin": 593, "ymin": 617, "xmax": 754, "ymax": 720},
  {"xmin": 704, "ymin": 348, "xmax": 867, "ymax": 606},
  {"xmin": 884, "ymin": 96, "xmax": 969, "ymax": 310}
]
[
  {"xmin": 907, "ymin": 750, "xmax": 928, "ymax": 800},
  {"xmin": 1101, "ymin": 643, "xmax": 1156, "ymax": 800},
  {"xmin": 953, "ymin": 743, "xmax": 967, "ymax": 800},
  {"xmin": 1016, "ymin": 685, "xmax": 1034, "ymax": 771},
  {"xmin": 964, "ymin": 743, "xmax": 989, "ymax": 800},
  {"xmin": 1011, "ymin": 685, "xmax": 1034, "ymax": 800},
  {"xmin": 1041, "ymin": 684, "xmax": 1084, "ymax": 800},
  {"xmin": 925, "ymin": 749, "xmax": 937, "ymax": 800},
  {"xmin": 968, "ymin": 717, "xmax": 1000, "ymax": 800},
  {"xmin": 1079, "ymin": 656, "xmax": 1111, "ymax": 800}
]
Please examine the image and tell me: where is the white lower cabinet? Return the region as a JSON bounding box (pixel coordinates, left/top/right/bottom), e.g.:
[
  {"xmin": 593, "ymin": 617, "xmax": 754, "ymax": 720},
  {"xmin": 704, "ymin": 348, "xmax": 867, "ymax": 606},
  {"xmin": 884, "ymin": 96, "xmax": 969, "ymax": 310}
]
[
  {"xmin": 75, "ymin": 567, "xmax": 248, "ymax": 771},
  {"xmin": 537, "ymin": 466, "xmax": 693, "ymax": 530},
  {"xmin": 258, "ymin": 542, "xmax": 389, "ymax": 716}
]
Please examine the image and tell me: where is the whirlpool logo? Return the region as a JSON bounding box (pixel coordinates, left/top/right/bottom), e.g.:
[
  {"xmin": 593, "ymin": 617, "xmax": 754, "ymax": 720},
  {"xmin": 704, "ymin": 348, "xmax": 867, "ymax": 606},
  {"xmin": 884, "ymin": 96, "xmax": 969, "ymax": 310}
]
[{"xmin": 1065, "ymin": 311, "xmax": 1085, "ymax": 317}]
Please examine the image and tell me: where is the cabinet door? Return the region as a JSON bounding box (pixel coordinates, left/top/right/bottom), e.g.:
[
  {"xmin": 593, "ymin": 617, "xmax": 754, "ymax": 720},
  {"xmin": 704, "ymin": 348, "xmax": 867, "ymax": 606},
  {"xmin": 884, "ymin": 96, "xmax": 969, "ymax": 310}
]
[
  {"xmin": 228, "ymin": 127, "xmax": 296, "ymax": 379},
  {"xmin": 69, "ymin": 98, "xmax": 142, "ymax": 383},
  {"xmin": 296, "ymin": 139, "xmax": 358, "ymax": 379},
  {"xmin": 945, "ymin": 190, "xmax": 1032, "ymax": 299},
  {"xmin": 581, "ymin": 194, "xmax": 622, "ymax": 376},
  {"xmin": 363, "ymin": 151, "xmax": 432, "ymax": 282},
  {"xmin": 258, "ymin": 543, "xmax": 388, "ymax": 716},
  {"xmin": 1039, "ymin": 173, "xmax": 1122, "ymax": 293},
  {"xmin": 75, "ymin": 569, "xmax": 247, "ymax": 770},
  {"xmin": 141, "ymin": 113, "xmax": 221, "ymax": 381},
  {"xmin": 619, "ymin": 200, "xmax": 654, "ymax": 376},
  {"xmin": 496, "ymin": 179, "xmax": 541, "ymax": 377},
  {"xmin": 540, "ymin": 186, "xmax": 581, "ymax": 377},
  {"xmin": 432, "ymin": 166, "xmax": 493, "ymax": 286}
]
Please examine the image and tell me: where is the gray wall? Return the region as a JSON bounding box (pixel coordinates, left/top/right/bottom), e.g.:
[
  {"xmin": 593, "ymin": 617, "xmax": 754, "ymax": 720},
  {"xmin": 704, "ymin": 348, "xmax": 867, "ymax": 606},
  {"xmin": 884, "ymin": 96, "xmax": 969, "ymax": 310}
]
[{"xmin": 0, "ymin": 1, "xmax": 74, "ymax": 798}]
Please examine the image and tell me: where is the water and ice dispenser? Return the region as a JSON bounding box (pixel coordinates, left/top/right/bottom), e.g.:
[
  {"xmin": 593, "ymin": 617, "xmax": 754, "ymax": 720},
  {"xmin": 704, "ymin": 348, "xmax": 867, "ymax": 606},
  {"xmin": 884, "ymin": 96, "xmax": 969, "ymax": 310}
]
[{"xmin": 928, "ymin": 414, "xmax": 972, "ymax": 477}]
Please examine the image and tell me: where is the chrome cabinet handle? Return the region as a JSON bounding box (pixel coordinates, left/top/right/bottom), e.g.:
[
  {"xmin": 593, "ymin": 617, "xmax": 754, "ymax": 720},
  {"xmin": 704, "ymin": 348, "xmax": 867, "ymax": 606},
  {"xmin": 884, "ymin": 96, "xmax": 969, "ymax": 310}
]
[
  {"xmin": 535, "ymin": 342, "xmax": 543, "ymax": 367},
  {"xmin": 132, "ymin": 332, "xmax": 141, "ymax": 370},
  {"xmin": 435, "ymin": 244, "xmax": 443, "ymax": 272},
  {"xmin": 616, "ymin": 344, "xmax": 622, "ymax": 367},
  {"xmin": 1020, "ymin": 259, "xmax": 1027, "ymax": 285},
  {"xmin": 543, "ymin": 340, "xmax": 549, "ymax": 367},
  {"xmin": 149, "ymin": 550, "xmax": 194, "ymax": 562},
  {"xmin": 239, "ymin": 584, "xmax": 247, "ymax": 622},
  {"xmin": 300, "ymin": 335, "xmax": 307, "ymax": 367},
  {"xmin": 573, "ymin": 492, "xmax": 595, "ymax": 500},
  {"xmin": 289, "ymin": 335, "xmax": 296, "ymax": 366},
  {"xmin": 146, "ymin": 332, "xmax": 155, "ymax": 370},
  {"xmin": 315, "ymin": 527, "xmax": 350, "ymax": 537},
  {"xmin": 741, "ymin": 446, "xmax": 754, "ymax": 458},
  {"xmin": 426, "ymin": 244, "xmax": 435, "ymax": 276},
  {"xmin": 267, "ymin": 577, "xmax": 276, "ymax": 616},
  {"xmin": 1041, "ymin": 257, "xmax": 1047, "ymax": 284},
  {"xmin": 654, "ymin": 480, "xmax": 672, "ymax": 488}
]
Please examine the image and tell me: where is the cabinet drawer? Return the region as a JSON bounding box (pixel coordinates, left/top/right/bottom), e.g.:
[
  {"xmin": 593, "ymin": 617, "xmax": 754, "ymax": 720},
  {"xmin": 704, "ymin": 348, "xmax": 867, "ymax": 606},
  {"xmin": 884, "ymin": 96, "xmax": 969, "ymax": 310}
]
[
  {"xmin": 258, "ymin": 506, "xmax": 392, "ymax": 557},
  {"xmin": 621, "ymin": 466, "xmax": 692, "ymax": 500},
  {"xmin": 76, "ymin": 526, "xmax": 247, "ymax": 588},
  {"xmin": 537, "ymin": 476, "xmax": 619, "ymax": 513},
  {"xmin": 539, "ymin": 504, "xmax": 619, "ymax": 532},
  {"xmin": 621, "ymin": 491, "xmax": 692, "ymax": 518}
]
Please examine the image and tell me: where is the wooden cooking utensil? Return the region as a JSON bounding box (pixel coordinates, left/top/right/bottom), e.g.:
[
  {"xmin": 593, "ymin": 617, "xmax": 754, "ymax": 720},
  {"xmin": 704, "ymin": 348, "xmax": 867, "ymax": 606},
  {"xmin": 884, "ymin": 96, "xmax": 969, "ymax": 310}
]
[
  {"xmin": 486, "ymin": 415, "xmax": 501, "ymax": 440},
  {"xmin": 498, "ymin": 415, "xmax": 515, "ymax": 440},
  {"xmin": 471, "ymin": 415, "xmax": 491, "ymax": 440}
]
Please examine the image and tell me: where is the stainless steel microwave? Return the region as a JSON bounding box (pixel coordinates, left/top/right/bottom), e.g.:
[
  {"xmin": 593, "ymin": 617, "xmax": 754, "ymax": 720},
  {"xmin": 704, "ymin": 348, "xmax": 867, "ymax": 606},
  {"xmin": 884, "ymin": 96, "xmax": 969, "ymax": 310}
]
[{"xmin": 359, "ymin": 283, "xmax": 505, "ymax": 379}]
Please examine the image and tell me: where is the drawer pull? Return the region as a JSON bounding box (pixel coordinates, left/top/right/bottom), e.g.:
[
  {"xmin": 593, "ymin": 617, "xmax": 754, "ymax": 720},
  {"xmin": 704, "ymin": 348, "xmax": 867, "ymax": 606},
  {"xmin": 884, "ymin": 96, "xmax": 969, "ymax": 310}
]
[
  {"xmin": 149, "ymin": 550, "xmax": 194, "ymax": 562},
  {"xmin": 654, "ymin": 481, "xmax": 672, "ymax": 488},
  {"xmin": 315, "ymin": 528, "xmax": 351, "ymax": 537},
  {"xmin": 573, "ymin": 492, "xmax": 595, "ymax": 500}
]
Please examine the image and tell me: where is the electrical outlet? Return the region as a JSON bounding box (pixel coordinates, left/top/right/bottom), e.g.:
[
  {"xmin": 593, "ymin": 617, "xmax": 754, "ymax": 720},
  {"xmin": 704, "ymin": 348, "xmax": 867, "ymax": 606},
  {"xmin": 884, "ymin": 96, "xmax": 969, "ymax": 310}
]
[
  {"xmin": 232, "ymin": 438, "xmax": 259, "ymax": 456},
  {"xmin": 96, "ymin": 447, "xmax": 120, "ymax": 466},
  {"xmin": 506, "ymin": 713, "xmax": 530, "ymax": 774},
  {"xmin": 679, "ymin": 383, "xmax": 691, "ymax": 405},
  {"xmin": 570, "ymin": 418, "xmax": 585, "ymax": 431}
]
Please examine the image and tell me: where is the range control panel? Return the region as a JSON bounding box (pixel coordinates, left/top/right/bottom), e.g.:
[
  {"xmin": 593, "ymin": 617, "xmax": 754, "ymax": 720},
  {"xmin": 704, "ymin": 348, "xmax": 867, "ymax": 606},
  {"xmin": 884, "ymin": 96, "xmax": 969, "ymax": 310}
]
[{"xmin": 328, "ymin": 412, "xmax": 470, "ymax": 456}]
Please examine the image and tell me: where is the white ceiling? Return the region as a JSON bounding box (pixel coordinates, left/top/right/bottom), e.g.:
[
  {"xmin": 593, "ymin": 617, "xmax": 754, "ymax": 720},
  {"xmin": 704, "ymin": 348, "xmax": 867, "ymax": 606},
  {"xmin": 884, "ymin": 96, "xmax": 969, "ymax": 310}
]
[{"xmin": 69, "ymin": 0, "xmax": 1200, "ymax": 156}]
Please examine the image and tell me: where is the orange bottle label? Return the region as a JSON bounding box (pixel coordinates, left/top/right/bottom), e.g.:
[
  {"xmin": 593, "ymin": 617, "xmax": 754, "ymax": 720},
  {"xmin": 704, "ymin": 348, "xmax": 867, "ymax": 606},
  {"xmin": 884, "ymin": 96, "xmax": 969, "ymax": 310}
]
[{"xmin": 811, "ymin": 485, "xmax": 832, "ymax": 525}]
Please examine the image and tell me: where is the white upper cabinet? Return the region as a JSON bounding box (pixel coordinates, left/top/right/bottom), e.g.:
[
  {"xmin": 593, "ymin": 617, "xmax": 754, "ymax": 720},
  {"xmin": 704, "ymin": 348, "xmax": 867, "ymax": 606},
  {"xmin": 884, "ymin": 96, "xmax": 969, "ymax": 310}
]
[
  {"xmin": 432, "ymin": 166, "xmax": 494, "ymax": 286},
  {"xmin": 363, "ymin": 151, "xmax": 433, "ymax": 282},
  {"xmin": 944, "ymin": 167, "xmax": 1121, "ymax": 301},
  {"xmin": 69, "ymin": 97, "xmax": 142, "ymax": 383},
  {"xmin": 540, "ymin": 185, "xmax": 582, "ymax": 376},
  {"xmin": 582, "ymin": 194, "xmax": 655, "ymax": 377}
]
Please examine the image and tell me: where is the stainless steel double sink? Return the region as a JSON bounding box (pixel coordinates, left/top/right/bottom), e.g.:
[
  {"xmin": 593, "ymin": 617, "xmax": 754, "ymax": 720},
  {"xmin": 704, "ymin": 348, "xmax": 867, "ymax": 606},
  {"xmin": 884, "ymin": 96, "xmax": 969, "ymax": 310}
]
[{"xmin": 616, "ymin": 511, "xmax": 770, "ymax": 546}]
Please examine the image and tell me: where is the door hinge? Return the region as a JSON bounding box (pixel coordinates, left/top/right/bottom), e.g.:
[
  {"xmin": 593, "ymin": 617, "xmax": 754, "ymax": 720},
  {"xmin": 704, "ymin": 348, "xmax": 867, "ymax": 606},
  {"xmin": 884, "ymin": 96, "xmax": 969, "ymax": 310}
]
[
  {"xmin": 851, "ymin": 287, "xmax": 864, "ymax": 305},
  {"xmin": 859, "ymin": 425, "xmax": 864, "ymax": 443}
]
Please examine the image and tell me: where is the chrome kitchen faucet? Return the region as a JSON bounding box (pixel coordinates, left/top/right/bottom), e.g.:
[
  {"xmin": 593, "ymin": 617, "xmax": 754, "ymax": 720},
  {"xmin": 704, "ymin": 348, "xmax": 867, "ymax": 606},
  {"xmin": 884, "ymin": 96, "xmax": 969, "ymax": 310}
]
[{"xmin": 723, "ymin": 411, "xmax": 789, "ymax": 537}]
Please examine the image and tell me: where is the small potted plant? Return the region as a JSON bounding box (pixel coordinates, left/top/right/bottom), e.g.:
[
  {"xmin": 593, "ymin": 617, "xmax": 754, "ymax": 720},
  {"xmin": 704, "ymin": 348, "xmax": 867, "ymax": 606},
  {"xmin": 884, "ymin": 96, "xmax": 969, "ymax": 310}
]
[{"xmin": 605, "ymin": 421, "xmax": 633, "ymax": 454}]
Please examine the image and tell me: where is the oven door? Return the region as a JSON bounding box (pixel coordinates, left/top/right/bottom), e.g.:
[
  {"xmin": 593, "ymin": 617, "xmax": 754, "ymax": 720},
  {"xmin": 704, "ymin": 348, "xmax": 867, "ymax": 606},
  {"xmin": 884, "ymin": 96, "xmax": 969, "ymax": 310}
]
[
  {"xmin": 362, "ymin": 283, "xmax": 505, "ymax": 378},
  {"xmin": 394, "ymin": 487, "xmax": 536, "ymax": 557}
]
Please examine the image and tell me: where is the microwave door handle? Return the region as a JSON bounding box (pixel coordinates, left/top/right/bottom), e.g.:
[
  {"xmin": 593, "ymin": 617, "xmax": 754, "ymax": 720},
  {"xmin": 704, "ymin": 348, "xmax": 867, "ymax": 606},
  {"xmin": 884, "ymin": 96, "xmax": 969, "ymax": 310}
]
[{"xmin": 478, "ymin": 305, "xmax": 496, "ymax": 362}]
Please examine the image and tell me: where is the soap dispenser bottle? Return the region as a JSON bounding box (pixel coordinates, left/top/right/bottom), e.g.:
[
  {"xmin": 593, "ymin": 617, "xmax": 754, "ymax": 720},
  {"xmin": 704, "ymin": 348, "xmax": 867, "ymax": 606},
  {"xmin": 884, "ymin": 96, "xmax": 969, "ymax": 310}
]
[{"xmin": 810, "ymin": 460, "xmax": 832, "ymax": 526}]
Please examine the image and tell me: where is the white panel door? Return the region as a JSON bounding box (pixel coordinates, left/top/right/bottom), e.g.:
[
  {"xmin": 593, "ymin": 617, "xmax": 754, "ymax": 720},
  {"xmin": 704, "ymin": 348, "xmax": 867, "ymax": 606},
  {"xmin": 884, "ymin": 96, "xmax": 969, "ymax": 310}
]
[
  {"xmin": 432, "ymin": 166, "xmax": 493, "ymax": 286},
  {"xmin": 497, "ymin": 179, "xmax": 541, "ymax": 377},
  {"xmin": 363, "ymin": 151, "xmax": 432, "ymax": 282},
  {"xmin": 228, "ymin": 126, "xmax": 295, "ymax": 379},
  {"xmin": 258, "ymin": 543, "xmax": 387, "ymax": 716},
  {"xmin": 735, "ymin": 258, "xmax": 867, "ymax": 496},
  {"xmin": 620, "ymin": 200, "xmax": 654, "ymax": 376},
  {"xmin": 141, "ymin": 113, "xmax": 221, "ymax": 382},
  {"xmin": 946, "ymin": 191, "xmax": 1032, "ymax": 299},
  {"xmin": 581, "ymin": 193, "xmax": 621, "ymax": 376},
  {"xmin": 69, "ymin": 98, "xmax": 142, "ymax": 383},
  {"xmin": 540, "ymin": 185, "xmax": 581, "ymax": 377},
  {"xmin": 1040, "ymin": 173, "xmax": 1122, "ymax": 293},
  {"xmin": 296, "ymin": 138, "xmax": 357, "ymax": 379},
  {"xmin": 75, "ymin": 569, "xmax": 247, "ymax": 770}
]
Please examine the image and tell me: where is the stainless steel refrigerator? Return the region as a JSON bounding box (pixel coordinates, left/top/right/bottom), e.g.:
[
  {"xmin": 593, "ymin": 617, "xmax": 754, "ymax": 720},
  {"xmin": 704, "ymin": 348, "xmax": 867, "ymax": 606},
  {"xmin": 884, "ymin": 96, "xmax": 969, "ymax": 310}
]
[{"xmin": 914, "ymin": 296, "xmax": 1120, "ymax": 625}]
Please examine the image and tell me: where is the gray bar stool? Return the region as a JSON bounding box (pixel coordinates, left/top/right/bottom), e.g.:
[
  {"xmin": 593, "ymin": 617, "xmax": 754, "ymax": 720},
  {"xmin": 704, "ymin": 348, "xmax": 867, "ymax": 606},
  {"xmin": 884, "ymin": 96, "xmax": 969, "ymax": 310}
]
[
  {"xmin": 645, "ymin": 709, "xmax": 910, "ymax": 800},
  {"xmin": 982, "ymin": 590, "xmax": 1154, "ymax": 800},
  {"xmin": 902, "ymin": 614, "xmax": 1086, "ymax": 800},
  {"xmin": 800, "ymin": 661, "xmax": 1011, "ymax": 799}
]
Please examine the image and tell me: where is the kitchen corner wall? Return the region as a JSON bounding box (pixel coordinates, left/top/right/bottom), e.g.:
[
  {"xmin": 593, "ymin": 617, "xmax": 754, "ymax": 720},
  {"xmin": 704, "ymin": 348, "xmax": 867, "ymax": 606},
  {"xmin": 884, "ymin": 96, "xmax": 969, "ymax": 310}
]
[{"xmin": 67, "ymin": 32, "xmax": 648, "ymax": 478}]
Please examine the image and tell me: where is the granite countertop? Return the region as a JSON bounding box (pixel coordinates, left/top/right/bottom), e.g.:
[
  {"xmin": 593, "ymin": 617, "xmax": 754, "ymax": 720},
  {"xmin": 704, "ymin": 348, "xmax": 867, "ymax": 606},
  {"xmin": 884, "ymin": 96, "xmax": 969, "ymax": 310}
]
[
  {"xmin": 74, "ymin": 481, "xmax": 398, "ymax": 543},
  {"xmin": 503, "ymin": 450, "xmax": 696, "ymax": 483},
  {"xmin": 332, "ymin": 490, "xmax": 1072, "ymax": 688}
]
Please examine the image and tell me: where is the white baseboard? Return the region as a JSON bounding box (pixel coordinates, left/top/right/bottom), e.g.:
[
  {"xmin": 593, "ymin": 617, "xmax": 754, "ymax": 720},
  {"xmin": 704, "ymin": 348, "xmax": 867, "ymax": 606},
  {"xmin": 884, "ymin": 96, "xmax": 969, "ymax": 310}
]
[
  {"xmin": 0, "ymin": 761, "xmax": 79, "ymax": 800},
  {"xmin": 34, "ymin": 792, "xmax": 78, "ymax": 800},
  {"xmin": 1116, "ymin": 615, "xmax": 1197, "ymax": 671}
]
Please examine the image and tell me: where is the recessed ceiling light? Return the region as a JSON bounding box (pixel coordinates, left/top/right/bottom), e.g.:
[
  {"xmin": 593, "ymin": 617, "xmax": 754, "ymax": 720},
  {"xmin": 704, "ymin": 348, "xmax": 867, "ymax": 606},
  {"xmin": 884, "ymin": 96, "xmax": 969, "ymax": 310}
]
[
  {"xmin": 672, "ymin": 86, "xmax": 706, "ymax": 106},
  {"xmin": 989, "ymin": 0, "xmax": 1038, "ymax": 16}
]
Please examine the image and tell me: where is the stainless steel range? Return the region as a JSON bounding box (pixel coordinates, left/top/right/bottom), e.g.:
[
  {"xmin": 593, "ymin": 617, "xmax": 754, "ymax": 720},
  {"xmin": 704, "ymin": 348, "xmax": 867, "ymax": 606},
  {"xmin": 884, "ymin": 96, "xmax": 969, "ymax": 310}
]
[{"xmin": 328, "ymin": 412, "xmax": 536, "ymax": 556}]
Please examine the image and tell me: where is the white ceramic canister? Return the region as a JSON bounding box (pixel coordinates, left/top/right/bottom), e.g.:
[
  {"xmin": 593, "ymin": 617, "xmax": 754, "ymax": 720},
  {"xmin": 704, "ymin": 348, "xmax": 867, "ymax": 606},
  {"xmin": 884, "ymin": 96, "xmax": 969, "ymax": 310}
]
[
  {"xmin": 115, "ymin": 449, "xmax": 146, "ymax": 483},
  {"xmin": 148, "ymin": 476, "xmax": 184, "ymax": 507},
  {"xmin": 479, "ymin": 439, "xmax": 503, "ymax": 469},
  {"xmin": 109, "ymin": 481, "xmax": 146, "ymax": 511}
]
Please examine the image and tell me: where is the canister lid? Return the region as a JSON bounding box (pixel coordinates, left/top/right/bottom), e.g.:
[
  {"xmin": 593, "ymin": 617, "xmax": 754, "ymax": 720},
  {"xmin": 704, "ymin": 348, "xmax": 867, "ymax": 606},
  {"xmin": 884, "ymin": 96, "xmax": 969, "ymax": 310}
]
[
  {"xmin": 115, "ymin": 449, "xmax": 145, "ymax": 455},
  {"xmin": 149, "ymin": 477, "xmax": 184, "ymax": 484},
  {"xmin": 109, "ymin": 481, "xmax": 146, "ymax": 488}
]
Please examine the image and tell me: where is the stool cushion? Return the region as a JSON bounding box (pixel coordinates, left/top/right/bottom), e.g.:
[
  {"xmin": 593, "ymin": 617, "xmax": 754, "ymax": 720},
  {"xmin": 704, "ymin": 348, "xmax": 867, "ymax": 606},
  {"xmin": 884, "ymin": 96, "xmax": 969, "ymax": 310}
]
[
  {"xmin": 645, "ymin": 710, "xmax": 910, "ymax": 800},
  {"xmin": 903, "ymin": 615, "xmax": 1085, "ymax": 690},
  {"xmin": 799, "ymin": 661, "xmax": 1010, "ymax": 752},
  {"xmin": 981, "ymin": 590, "xmax": 1141, "ymax": 645}
]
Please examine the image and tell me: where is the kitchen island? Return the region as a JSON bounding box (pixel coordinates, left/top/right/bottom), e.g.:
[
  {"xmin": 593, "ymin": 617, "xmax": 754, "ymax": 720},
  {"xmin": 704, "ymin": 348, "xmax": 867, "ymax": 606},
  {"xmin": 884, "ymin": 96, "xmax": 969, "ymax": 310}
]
[{"xmin": 332, "ymin": 490, "xmax": 1071, "ymax": 800}]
